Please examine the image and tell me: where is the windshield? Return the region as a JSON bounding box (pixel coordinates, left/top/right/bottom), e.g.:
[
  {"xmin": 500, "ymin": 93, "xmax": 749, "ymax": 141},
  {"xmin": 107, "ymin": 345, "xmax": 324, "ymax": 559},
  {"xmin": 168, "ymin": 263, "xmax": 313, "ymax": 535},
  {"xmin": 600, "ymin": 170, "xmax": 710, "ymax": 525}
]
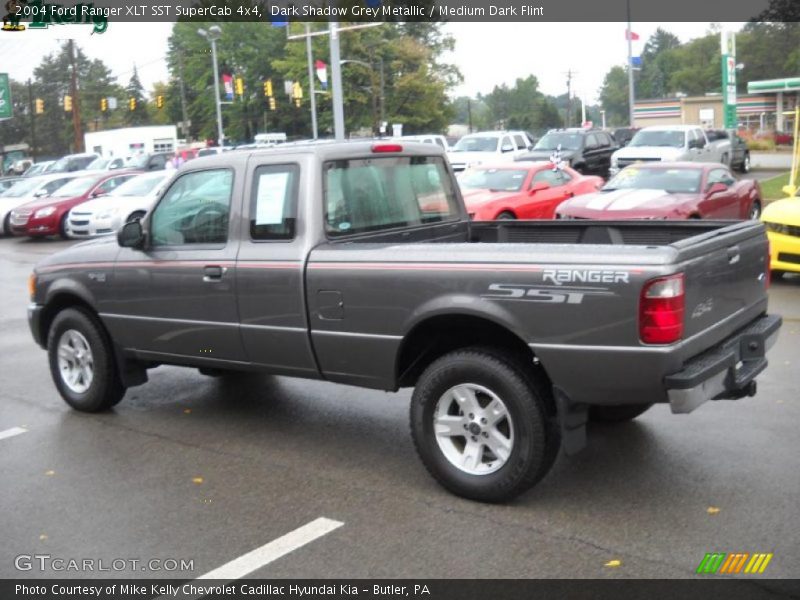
[
  {"xmin": 604, "ymin": 167, "xmax": 702, "ymax": 194},
  {"xmin": 23, "ymin": 163, "xmax": 47, "ymax": 177},
  {"xmin": 49, "ymin": 156, "xmax": 71, "ymax": 172},
  {"xmin": 50, "ymin": 176, "xmax": 98, "ymax": 197},
  {"xmin": 110, "ymin": 173, "xmax": 169, "ymax": 197},
  {"xmin": 85, "ymin": 158, "xmax": 110, "ymax": 170},
  {"xmin": 126, "ymin": 155, "xmax": 150, "ymax": 168},
  {"xmin": 0, "ymin": 177, "xmax": 41, "ymax": 198},
  {"xmin": 534, "ymin": 133, "xmax": 582, "ymax": 151},
  {"xmin": 629, "ymin": 130, "xmax": 686, "ymax": 148},
  {"xmin": 460, "ymin": 168, "xmax": 529, "ymax": 192},
  {"xmin": 452, "ymin": 136, "xmax": 498, "ymax": 153}
]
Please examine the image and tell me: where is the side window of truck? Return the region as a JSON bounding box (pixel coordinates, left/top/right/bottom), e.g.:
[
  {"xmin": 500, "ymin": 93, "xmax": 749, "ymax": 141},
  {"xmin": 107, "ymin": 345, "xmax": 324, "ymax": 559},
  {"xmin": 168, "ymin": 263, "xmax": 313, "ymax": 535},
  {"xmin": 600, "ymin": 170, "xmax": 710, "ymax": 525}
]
[
  {"xmin": 324, "ymin": 156, "xmax": 460, "ymax": 237},
  {"xmin": 150, "ymin": 169, "xmax": 233, "ymax": 246},
  {"xmin": 249, "ymin": 164, "xmax": 299, "ymax": 241}
]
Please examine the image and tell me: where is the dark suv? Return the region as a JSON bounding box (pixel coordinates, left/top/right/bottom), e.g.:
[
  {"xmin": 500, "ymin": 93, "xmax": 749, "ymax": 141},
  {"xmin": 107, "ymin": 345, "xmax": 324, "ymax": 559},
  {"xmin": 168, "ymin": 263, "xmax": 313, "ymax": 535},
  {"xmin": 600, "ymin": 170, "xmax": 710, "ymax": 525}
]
[{"xmin": 515, "ymin": 129, "xmax": 617, "ymax": 177}]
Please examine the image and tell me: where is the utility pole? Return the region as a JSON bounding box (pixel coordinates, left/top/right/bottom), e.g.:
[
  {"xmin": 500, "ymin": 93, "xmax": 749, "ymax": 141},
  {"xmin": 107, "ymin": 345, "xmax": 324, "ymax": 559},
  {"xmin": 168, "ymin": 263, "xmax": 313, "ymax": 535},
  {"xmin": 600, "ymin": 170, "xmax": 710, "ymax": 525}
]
[
  {"xmin": 626, "ymin": 0, "xmax": 636, "ymax": 127},
  {"xmin": 467, "ymin": 98, "xmax": 472, "ymax": 133},
  {"xmin": 27, "ymin": 79, "xmax": 36, "ymax": 161},
  {"xmin": 68, "ymin": 40, "xmax": 84, "ymax": 152},
  {"xmin": 177, "ymin": 49, "xmax": 190, "ymax": 139}
]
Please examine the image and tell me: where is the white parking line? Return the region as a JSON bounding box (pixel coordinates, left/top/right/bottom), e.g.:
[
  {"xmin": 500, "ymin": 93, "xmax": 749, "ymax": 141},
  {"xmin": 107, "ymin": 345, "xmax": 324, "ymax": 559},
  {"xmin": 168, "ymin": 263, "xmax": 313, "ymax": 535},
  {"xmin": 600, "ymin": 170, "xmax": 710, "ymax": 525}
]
[
  {"xmin": 197, "ymin": 517, "xmax": 344, "ymax": 580},
  {"xmin": 0, "ymin": 427, "xmax": 27, "ymax": 441}
]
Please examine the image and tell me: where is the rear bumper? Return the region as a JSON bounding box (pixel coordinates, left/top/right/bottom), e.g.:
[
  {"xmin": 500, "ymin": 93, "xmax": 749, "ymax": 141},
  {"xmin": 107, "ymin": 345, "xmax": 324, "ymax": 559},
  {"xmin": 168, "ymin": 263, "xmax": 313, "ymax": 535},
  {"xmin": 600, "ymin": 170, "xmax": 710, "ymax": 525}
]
[{"xmin": 665, "ymin": 314, "xmax": 782, "ymax": 413}]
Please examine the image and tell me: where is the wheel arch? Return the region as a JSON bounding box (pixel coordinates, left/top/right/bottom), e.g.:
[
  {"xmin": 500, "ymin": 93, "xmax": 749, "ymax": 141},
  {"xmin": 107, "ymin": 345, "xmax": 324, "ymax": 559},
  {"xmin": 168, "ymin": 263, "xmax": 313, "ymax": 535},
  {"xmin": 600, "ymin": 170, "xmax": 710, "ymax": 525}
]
[{"xmin": 395, "ymin": 312, "xmax": 549, "ymax": 391}]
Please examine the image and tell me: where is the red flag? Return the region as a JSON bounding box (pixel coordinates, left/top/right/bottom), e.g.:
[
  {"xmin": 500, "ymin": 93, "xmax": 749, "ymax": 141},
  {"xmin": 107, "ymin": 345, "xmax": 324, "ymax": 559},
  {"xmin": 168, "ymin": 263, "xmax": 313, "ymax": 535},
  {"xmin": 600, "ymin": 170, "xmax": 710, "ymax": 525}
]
[{"xmin": 626, "ymin": 29, "xmax": 640, "ymax": 41}]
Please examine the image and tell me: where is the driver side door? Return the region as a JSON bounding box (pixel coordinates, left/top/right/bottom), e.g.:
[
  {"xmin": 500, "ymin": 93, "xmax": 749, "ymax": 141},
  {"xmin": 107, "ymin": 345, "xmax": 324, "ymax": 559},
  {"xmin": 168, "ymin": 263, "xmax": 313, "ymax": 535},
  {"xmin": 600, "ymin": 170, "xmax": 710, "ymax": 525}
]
[
  {"xmin": 107, "ymin": 167, "xmax": 247, "ymax": 364},
  {"xmin": 523, "ymin": 168, "xmax": 574, "ymax": 219},
  {"xmin": 700, "ymin": 168, "xmax": 739, "ymax": 218}
]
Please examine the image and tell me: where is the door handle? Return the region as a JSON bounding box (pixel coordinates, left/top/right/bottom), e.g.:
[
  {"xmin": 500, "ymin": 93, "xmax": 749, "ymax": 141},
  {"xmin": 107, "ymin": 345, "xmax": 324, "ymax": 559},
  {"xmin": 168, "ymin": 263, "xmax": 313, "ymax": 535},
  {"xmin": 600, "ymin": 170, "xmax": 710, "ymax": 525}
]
[
  {"xmin": 727, "ymin": 246, "xmax": 740, "ymax": 265},
  {"xmin": 203, "ymin": 265, "xmax": 226, "ymax": 282}
]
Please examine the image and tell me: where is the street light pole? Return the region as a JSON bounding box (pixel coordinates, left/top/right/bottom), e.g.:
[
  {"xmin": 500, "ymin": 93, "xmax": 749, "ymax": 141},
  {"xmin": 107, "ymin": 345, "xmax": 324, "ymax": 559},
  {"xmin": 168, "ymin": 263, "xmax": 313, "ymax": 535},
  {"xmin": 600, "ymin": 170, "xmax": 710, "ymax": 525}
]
[
  {"xmin": 626, "ymin": 0, "xmax": 636, "ymax": 128},
  {"xmin": 329, "ymin": 21, "xmax": 345, "ymax": 140},
  {"xmin": 305, "ymin": 23, "xmax": 319, "ymax": 140},
  {"xmin": 198, "ymin": 26, "xmax": 225, "ymax": 146}
]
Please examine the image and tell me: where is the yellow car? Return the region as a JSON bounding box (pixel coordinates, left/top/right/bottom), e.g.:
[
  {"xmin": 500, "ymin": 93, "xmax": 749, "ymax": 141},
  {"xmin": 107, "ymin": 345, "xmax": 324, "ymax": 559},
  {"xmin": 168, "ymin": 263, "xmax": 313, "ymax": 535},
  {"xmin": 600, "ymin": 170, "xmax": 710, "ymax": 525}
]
[{"xmin": 762, "ymin": 194, "xmax": 800, "ymax": 277}]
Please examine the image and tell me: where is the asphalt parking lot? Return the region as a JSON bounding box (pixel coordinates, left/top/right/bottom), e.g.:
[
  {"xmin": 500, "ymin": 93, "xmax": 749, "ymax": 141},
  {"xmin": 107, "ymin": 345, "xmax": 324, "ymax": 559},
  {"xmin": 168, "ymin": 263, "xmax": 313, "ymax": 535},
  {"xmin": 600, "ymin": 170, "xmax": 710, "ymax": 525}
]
[{"xmin": 1, "ymin": 234, "xmax": 798, "ymax": 581}]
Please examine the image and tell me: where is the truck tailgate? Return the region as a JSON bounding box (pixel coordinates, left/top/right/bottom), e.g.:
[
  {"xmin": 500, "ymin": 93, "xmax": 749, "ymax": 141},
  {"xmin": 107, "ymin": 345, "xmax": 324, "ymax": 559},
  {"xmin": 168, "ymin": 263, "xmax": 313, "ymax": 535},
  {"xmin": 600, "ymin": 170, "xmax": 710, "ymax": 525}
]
[{"xmin": 676, "ymin": 222, "xmax": 769, "ymax": 345}]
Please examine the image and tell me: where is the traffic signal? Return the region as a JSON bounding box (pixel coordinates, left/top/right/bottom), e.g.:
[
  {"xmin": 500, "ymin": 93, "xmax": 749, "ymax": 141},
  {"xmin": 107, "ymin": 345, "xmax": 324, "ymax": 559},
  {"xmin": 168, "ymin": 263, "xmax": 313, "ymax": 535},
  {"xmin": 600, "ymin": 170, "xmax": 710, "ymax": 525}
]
[
  {"xmin": 264, "ymin": 79, "xmax": 273, "ymax": 97},
  {"xmin": 35, "ymin": 98, "xmax": 44, "ymax": 114},
  {"xmin": 156, "ymin": 95, "xmax": 164, "ymax": 109},
  {"xmin": 235, "ymin": 77, "xmax": 244, "ymax": 97},
  {"xmin": 292, "ymin": 81, "xmax": 303, "ymax": 100},
  {"xmin": 268, "ymin": 96, "xmax": 276, "ymax": 111},
  {"xmin": 64, "ymin": 95, "xmax": 72, "ymax": 111},
  {"xmin": 100, "ymin": 97, "xmax": 108, "ymax": 112},
  {"xmin": 129, "ymin": 97, "xmax": 136, "ymax": 111},
  {"xmin": 294, "ymin": 96, "xmax": 301, "ymax": 108}
]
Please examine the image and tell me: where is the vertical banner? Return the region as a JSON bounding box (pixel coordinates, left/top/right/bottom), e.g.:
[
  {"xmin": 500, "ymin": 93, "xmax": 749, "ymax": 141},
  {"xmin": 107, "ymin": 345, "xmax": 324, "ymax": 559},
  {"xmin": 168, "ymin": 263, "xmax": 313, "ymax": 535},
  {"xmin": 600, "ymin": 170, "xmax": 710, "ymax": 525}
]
[
  {"xmin": 721, "ymin": 31, "xmax": 737, "ymax": 129},
  {"xmin": 222, "ymin": 73, "xmax": 234, "ymax": 100},
  {"xmin": 0, "ymin": 73, "xmax": 12, "ymax": 120}
]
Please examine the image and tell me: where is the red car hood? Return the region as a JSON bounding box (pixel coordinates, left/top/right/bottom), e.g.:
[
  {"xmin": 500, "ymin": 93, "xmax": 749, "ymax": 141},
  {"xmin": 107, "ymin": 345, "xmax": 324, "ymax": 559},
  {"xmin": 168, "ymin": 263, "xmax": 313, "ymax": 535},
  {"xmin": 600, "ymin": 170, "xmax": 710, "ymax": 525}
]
[
  {"xmin": 558, "ymin": 188, "xmax": 697, "ymax": 217},
  {"xmin": 461, "ymin": 188, "xmax": 520, "ymax": 208}
]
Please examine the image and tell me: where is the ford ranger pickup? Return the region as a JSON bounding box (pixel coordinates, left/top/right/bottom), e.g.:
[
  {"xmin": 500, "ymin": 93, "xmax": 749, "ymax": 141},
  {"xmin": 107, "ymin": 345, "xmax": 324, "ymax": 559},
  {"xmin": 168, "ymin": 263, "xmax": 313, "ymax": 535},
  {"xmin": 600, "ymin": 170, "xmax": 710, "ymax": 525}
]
[{"xmin": 27, "ymin": 141, "xmax": 781, "ymax": 502}]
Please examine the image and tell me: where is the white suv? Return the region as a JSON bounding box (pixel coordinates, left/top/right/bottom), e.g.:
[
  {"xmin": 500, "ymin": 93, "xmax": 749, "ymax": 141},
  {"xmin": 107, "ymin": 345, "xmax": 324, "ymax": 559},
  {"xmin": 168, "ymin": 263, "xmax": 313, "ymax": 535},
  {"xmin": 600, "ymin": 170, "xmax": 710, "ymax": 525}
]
[{"xmin": 448, "ymin": 131, "xmax": 534, "ymax": 172}]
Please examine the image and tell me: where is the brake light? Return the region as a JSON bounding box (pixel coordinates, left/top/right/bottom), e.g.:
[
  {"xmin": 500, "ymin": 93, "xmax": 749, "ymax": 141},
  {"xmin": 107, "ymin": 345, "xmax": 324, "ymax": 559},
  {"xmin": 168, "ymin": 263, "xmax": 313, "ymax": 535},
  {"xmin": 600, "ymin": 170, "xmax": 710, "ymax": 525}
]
[
  {"xmin": 639, "ymin": 273, "xmax": 684, "ymax": 344},
  {"xmin": 28, "ymin": 273, "xmax": 36, "ymax": 301},
  {"xmin": 371, "ymin": 143, "xmax": 402, "ymax": 153}
]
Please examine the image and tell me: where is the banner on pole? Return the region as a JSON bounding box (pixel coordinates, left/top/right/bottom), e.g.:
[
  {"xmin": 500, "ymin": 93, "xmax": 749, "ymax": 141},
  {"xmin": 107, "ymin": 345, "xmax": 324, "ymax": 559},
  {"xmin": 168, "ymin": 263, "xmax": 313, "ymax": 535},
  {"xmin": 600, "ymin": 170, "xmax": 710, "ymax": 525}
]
[{"xmin": 0, "ymin": 74, "xmax": 13, "ymax": 120}]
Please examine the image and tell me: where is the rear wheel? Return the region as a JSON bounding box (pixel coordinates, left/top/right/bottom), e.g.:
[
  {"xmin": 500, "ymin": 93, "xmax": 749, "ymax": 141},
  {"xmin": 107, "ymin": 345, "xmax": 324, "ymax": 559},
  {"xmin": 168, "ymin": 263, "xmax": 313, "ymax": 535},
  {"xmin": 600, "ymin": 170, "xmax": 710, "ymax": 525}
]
[
  {"xmin": 410, "ymin": 347, "xmax": 559, "ymax": 502},
  {"xmin": 496, "ymin": 211, "xmax": 516, "ymax": 220},
  {"xmin": 47, "ymin": 308, "xmax": 126, "ymax": 412},
  {"xmin": 2, "ymin": 213, "xmax": 9, "ymax": 236},
  {"xmin": 589, "ymin": 403, "xmax": 653, "ymax": 423}
]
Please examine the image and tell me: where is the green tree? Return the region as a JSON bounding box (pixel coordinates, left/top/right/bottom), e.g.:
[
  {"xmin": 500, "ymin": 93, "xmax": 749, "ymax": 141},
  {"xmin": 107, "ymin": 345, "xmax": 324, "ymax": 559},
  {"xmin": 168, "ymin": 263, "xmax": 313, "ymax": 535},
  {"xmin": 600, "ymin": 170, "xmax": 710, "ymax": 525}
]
[
  {"xmin": 480, "ymin": 75, "xmax": 562, "ymax": 135},
  {"xmin": 124, "ymin": 67, "xmax": 148, "ymax": 126},
  {"xmin": 599, "ymin": 66, "xmax": 630, "ymax": 127},
  {"xmin": 637, "ymin": 28, "xmax": 681, "ymax": 99}
]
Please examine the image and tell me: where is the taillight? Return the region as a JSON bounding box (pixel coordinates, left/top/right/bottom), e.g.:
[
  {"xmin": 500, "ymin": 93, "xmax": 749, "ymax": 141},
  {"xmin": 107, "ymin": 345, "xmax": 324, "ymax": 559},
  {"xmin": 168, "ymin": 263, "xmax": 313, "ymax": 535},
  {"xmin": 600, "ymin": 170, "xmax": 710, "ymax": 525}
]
[
  {"xmin": 371, "ymin": 143, "xmax": 402, "ymax": 153},
  {"xmin": 28, "ymin": 273, "xmax": 36, "ymax": 301},
  {"xmin": 639, "ymin": 273, "xmax": 684, "ymax": 344}
]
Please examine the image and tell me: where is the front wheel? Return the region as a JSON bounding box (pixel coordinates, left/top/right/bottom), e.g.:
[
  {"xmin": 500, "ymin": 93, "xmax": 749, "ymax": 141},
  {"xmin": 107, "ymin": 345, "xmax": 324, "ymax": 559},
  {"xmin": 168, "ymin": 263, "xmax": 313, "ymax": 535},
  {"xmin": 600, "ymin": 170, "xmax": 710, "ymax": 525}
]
[
  {"xmin": 496, "ymin": 211, "xmax": 516, "ymax": 220},
  {"xmin": 589, "ymin": 403, "xmax": 653, "ymax": 423},
  {"xmin": 47, "ymin": 308, "xmax": 126, "ymax": 412},
  {"xmin": 737, "ymin": 153, "xmax": 751, "ymax": 174},
  {"xmin": 748, "ymin": 200, "xmax": 762, "ymax": 220},
  {"xmin": 58, "ymin": 213, "xmax": 70, "ymax": 240},
  {"xmin": 410, "ymin": 348, "xmax": 559, "ymax": 502}
]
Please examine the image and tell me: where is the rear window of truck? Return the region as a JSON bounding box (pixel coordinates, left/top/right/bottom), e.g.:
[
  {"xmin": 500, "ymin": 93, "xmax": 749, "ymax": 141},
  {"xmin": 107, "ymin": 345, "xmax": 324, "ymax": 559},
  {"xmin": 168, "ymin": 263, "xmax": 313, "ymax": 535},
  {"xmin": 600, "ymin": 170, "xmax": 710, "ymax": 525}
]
[{"xmin": 323, "ymin": 156, "xmax": 460, "ymax": 237}]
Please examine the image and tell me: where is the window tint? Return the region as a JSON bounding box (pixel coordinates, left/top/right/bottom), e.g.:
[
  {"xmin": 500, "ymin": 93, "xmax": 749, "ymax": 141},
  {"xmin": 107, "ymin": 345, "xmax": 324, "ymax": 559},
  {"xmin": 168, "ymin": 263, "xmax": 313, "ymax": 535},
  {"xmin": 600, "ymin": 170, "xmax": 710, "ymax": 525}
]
[
  {"xmin": 585, "ymin": 134, "xmax": 599, "ymax": 148},
  {"xmin": 151, "ymin": 169, "xmax": 233, "ymax": 246},
  {"xmin": 250, "ymin": 164, "xmax": 299, "ymax": 241},
  {"xmin": 434, "ymin": 138, "xmax": 447, "ymax": 149},
  {"xmin": 97, "ymin": 175, "xmax": 133, "ymax": 194},
  {"xmin": 513, "ymin": 134, "xmax": 527, "ymax": 150},
  {"xmin": 324, "ymin": 156, "xmax": 459, "ymax": 237},
  {"xmin": 501, "ymin": 136, "xmax": 514, "ymax": 151}
]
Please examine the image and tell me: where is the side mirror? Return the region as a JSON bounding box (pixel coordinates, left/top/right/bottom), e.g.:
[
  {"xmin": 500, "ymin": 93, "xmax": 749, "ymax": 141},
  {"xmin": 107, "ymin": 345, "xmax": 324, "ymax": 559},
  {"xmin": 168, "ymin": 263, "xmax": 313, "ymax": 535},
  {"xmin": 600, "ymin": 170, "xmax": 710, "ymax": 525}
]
[
  {"xmin": 118, "ymin": 219, "xmax": 145, "ymax": 249},
  {"xmin": 501, "ymin": 144, "xmax": 515, "ymax": 153},
  {"xmin": 706, "ymin": 182, "xmax": 727, "ymax": 195},
  {"xmin": 33, "ymin": 189, "xmax": 49, "ymax": 198},
  {"xmin": 529, "ymin": 181, "xmax": 550, "ymax": 194},
  {"xmin": 91, "ymin": 189, "xmax": 106, "ymax": 198}
]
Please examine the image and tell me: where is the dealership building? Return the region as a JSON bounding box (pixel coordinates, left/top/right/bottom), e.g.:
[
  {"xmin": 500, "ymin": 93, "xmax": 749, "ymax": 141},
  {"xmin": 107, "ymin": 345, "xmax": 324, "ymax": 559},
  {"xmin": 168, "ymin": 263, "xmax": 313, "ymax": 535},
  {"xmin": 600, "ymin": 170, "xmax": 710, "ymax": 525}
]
[{"xmin": 633, "ymin": 77, "xmax": 799, "ymax": 132}]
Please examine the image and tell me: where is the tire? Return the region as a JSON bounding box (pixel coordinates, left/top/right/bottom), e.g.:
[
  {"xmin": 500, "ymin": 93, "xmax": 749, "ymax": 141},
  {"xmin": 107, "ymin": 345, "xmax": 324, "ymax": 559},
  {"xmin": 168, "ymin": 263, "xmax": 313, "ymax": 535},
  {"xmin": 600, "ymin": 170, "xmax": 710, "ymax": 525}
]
[
  {"xmin": 772, "ymin": 270, "xmax": 785, "ymax": 280},
  {"xmin": 496, "ymin": 211, "xmax": 516, "ymax": 220},
  {"xmin": 737, "ymin": 153, "xmax": 751, "ymax": 174},
  {"xmin": 2, "ymin": 213, "xmax": 10, "ymax": 236},
  {"xmin": 589, "ymin": 403, "xmax": 653, "ymax": 423},
  {"xmin": 58, "ymin": 212, "xmax": 70, "ymax": 240},
  {"xmin": 748, "ymin": 200, "xmax": 762, "ymax": 220},
  {"xmin": 410, "ymin": 347, "xmax": 559, "ymax": 503},
  {"xmin": 126, "ymin": 210, "xmax": 146, "ymax": 224},
  {"xmin": 47, "ymin": 308, "xmax": 126, "ymax": 412},
  {"xmin": 720, "ymin": 153, "xmax": 729, "ymax": 166}
]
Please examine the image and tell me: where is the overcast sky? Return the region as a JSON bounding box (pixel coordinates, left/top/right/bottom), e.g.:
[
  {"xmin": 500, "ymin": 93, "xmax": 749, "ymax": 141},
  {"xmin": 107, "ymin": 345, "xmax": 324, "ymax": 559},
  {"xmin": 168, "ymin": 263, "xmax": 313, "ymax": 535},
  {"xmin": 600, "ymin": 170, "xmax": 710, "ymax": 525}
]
[{"xmin": 0, "ymin": 21, "xmax": 742, "ymax": 106}]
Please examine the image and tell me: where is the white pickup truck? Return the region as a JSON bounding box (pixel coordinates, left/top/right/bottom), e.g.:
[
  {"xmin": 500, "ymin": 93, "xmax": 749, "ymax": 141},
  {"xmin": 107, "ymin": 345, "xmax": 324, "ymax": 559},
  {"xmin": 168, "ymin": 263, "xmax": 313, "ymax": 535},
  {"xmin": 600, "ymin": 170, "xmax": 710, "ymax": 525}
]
[{"xmin": 610, "ymin": 125, "xmax": 732, "ymax": 176}]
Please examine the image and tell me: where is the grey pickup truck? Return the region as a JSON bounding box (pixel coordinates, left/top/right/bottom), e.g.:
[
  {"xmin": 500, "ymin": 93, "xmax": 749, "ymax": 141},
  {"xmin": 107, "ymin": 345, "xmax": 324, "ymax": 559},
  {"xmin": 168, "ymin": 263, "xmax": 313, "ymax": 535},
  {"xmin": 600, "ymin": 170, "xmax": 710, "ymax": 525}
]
[{"xmin": 28, "ymin": 141, "xmax": 781, "ymax": 502}]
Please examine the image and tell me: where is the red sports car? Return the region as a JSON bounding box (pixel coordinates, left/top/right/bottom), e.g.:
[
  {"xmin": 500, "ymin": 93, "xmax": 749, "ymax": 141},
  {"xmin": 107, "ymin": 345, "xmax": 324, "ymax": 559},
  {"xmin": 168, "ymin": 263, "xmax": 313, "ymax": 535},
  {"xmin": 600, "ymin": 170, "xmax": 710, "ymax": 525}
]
[
  {"xmin": 555, "ymin": 162, "xmax": 763, "ymax": 221},
  {"xmin": 11, "ymin": 170, "xmax": 140, "ymax": 238},
  {"xmin": 459, "ymin": 162, "xmax": 603, "ymax": 220}
]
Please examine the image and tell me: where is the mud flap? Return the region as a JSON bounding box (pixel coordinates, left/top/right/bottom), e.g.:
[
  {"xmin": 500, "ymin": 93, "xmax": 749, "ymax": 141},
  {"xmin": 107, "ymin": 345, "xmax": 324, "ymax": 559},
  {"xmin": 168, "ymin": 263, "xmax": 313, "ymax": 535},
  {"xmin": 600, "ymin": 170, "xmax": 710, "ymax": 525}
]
[{"xmin": 554, "ymin": 387, "xmax": 588, "ymax": 455}]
